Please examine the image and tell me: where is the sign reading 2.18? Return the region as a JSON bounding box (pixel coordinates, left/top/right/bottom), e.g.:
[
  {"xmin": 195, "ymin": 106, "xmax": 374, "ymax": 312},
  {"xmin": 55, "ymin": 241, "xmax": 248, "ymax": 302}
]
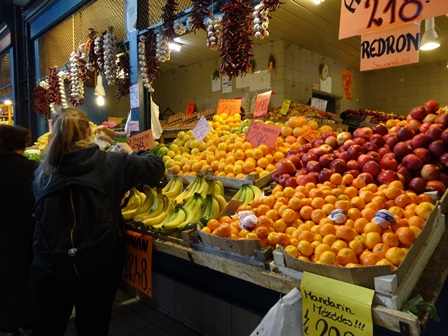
[{"xmin": 365, "ymin": 0, "xmax": 423, "ymax": 28}]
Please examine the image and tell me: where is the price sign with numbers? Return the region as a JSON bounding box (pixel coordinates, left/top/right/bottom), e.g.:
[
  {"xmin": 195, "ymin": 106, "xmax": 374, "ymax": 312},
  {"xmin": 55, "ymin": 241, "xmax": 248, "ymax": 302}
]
[
  {"xmin": 253, "ymin": 90, "xmax": 272, "ymax": 117},
  {"xmin": 216, "ymin": 99, "xmax": 241, "ymax": 116},
  {"xmin": 280, "ymin": 99, "xmax": 291, "ymax": 115},
  {"xmin": 126, "ymin": 129, "xmax": 154, "ymax": 152},
  {"xmin": 245, "ymin": 121, "xmax": 281, "ymax": 149},
  {"xmin": 192, "ymin": 116, "xmax": 212, "ymax": 143},
  {"xmin": 339, "ymin": 0, "xmax": 447, "ymax": 40},
  {"xmin": 186, "ymin": 102, "xmax": 195, "ymax": 115},
  {"xmin": 301, "ymin": 272, "xmax": 375, "ymax": 336},
  {"xmin": 124, "ymin": 230, "xmax": 153, "ymax": 297},
  {"xmin": 302, "ymin": 128, "xmax": 321, "ymax": 142}
]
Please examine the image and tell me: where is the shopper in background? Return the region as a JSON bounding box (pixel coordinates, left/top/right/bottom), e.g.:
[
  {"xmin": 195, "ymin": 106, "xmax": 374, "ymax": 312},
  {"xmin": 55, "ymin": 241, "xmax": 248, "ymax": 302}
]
[
  {"xmin": 31, "ymin": 108, "xmax": 165, "ymax": 336},
  {"xmin": 0, "ymin": 125, "xmax": 38, "ymax": 336}
]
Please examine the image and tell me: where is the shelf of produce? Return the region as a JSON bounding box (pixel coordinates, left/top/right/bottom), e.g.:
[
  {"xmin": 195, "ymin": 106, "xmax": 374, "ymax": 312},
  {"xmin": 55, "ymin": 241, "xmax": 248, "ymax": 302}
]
[{"xmin": 148, "ymin": 235, "xmax": 427, "ymax": 335}]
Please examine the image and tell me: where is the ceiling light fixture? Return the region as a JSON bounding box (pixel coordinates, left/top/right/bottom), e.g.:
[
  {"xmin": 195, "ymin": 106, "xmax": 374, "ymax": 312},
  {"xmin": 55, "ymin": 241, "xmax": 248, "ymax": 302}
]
[
  {"xmin": 420, "ymin": 18, "xmax": 440, "ymax": 51},
  {"xmin": 312, "ymin": 0, "xmax": 324, "ymax": 4},
  {"xmin": 4, "ymin": 99, "xmax": 12, "ymax": 105},
  {"xmin": 169, "ymin": 42, "xmax": 182, "ymax": 51},
  {"xmin": 94, "ymin": 73, "xmax": 106, "ymax": 106}
]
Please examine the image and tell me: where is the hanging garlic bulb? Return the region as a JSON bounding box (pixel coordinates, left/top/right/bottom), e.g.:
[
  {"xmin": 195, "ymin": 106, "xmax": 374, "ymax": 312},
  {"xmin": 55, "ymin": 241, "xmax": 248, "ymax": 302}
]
[
  {"xmin": 58, "ymin": 70, "xmax": 70, "ymax": 108},
  {"xmin": 174, "ymin": 22, "xmax": 186, "ymax": 36},
  {"xmin": 253, "ymin": 3, "xmax": 270, "ymax": 39},
  {"xmin": 69, "ymin": 51, "xmax": 81, "ymax": 101},
  {"xmin": 103, "ymin": 27, "xmax": 118, "ymax": 85},
  {"xmin": 139, "ymin": 35, "xmax": 152, "ymax": 92},
  {"xmin": 156, "ymin": 33, "xmax": 170, "ymax": 62},
  {"xmin": 206, "ymin": 17, "xmax": 222, "ymax": 50}
]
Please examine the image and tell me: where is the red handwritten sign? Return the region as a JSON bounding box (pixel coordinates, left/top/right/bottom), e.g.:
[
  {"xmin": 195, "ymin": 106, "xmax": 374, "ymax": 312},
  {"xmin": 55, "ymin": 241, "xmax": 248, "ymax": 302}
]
[
  {"xmin": 302, "ymin": 129, "xmax": 321, "ymax": 142},
  {"xmin": 253, "ymin": 91, "xmax": 272, "ymax": 117},
  {"xmin": 245, "ymin": 121, "xmax": 281, "ymax": 149},
  {"xmin": 126, "ymin": 129, "xmax": 154, "ymax": 152},
  {"xmin": 216, "ymin": 99, "xmax": 241, "ymax": 116},
  {"xmin": 186, "ymin": 102, "xmax": 195, "ymax": 115},
  {"xmin": 124, "ymin": 230, "xmax": 153, "ymax": 297},
  {"xmin": 360, "ymin": 22, "xmax": 420, "ymax": 71},
  {"xmin": 339, "ymin": 0, "xmax": 448, "ymax": 40}
]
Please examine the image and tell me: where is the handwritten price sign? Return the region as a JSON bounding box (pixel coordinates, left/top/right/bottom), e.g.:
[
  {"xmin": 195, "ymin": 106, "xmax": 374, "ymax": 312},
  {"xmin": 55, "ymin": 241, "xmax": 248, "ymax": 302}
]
[
  {"xmin": 301, "ymin": 272, "xmax": 375, "ymax": 336},
  {"xmin": 339, "ymin": 0, "xmax": 447, "ymax": 39},
  {"xmin": 245, "ymin": 121, "xmax": 281, "ymax": 149},
  {"xmin": 126, "ymin": 129, "xmax": 154, "ymax": 151},
  {"xmin": 192, "ymin": 116, "xmax": 212, "ymax": 143},
  {"xmin": 280, "ymin": 99, "xmax": 291, "ymax": 115},
  {"xmin": 216, "ymin": 99, "xmax": 241, "ymax": 116},
  {"xmin": 253, "ymin": 90, "xmax": 272, "ymax": 117},
  {"xmin": 186, "ymin": 102, "xmax": 195, "ymax": 115},
  {"xmin": 124, "ymin": 230, "xmax": 153, "ymax": 297}
]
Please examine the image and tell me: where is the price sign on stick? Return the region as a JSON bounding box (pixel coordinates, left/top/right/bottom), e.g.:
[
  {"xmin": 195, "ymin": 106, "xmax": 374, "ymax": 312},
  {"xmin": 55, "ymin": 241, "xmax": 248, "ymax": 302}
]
[
  {"xmin": 301, "ymin": 272, "xmax": 375, "ymax": 336},
  {"xmin": 302, "ymin": 128, "xmax": 321, "ymax": 142},
  {"xmin": 253, "ymin": 90, "xmax": 272, "ymax": 117},
  {"xmin": 193, "ymin": 116, "xmax": 212, "ymax": 143},
  {"xmin": 126, "ymin": 129, "xmax": 154, "ymax": 151},
  {"xmin": 245, "ymin": 121, "xmax": 281, "ymax": 149},
  {"xmin": 124, "ymin": 230, "xmax": 153, "ymax": 297},
  {"xmin": 216, "ymin": 99, "xmax": 241, "ymax": 116},
  {"xmin": 280, "ymin": 99, "xmax": 291, "ymax": 115}
]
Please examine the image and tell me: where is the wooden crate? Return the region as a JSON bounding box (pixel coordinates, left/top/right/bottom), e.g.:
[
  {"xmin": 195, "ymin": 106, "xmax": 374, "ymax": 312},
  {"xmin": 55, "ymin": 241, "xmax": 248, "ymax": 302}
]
[{"xmin": 271, "ymin": 206, "xmax": 445, "ymax": 310}]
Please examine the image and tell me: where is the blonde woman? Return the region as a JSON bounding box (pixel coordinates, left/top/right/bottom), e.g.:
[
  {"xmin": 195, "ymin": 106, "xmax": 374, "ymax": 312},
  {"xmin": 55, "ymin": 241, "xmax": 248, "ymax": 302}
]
[{"xmin": 32, "ymin": 108, "xmax": 164, "ymax": 336}]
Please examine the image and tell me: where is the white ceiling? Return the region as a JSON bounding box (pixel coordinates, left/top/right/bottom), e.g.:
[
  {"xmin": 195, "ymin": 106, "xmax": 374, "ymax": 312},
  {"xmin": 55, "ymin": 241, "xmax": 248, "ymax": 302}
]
[{"xmin": 160, "ymin": 0, "xmax": 448, "ymax": 73}]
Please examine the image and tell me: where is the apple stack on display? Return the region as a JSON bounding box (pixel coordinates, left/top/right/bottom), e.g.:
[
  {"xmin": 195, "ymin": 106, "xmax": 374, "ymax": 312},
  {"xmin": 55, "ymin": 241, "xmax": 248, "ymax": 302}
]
[{"xmin": 273, "ymin": 100, "xmax": 448, "ymax": 197}]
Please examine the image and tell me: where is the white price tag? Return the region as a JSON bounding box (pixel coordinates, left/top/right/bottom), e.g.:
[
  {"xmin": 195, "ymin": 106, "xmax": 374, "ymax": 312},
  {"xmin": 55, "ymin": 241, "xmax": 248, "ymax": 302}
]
[
  {"xmin": 192, "ymin": 116, "xmax": 212, "ymax": 143},
  {"xmin": 311, "ymin": 98, "xmax": 327, "ymax": 111}
]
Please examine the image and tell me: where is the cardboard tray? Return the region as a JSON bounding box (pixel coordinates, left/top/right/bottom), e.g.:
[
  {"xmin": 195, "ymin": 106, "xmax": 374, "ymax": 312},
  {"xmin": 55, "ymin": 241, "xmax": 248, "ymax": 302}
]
[{"xmin": 276, "ymin": 202, "xmax": 442, "ymax": 291}]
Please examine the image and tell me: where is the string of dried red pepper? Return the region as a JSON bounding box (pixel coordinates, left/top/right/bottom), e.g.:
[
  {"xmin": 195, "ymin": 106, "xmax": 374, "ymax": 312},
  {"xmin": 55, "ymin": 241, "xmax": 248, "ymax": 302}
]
[
  {"xmin": 219, "ymin": 0, "xmax": 254, "ymax": 79},
  {"xmin": 115, "ymin": 52, "xmax": 131, "ymax": 101},
  {"xmin": 189, "ymin": 0, "xmax": 211, "ymax": 33},
  {"xmin": 161, "ymin": 0, "xmax": 179, "ymax": 41}
]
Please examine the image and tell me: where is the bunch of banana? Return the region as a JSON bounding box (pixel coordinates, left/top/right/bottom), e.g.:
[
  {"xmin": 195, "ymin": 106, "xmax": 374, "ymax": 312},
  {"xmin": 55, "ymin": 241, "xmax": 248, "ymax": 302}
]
[
  {"xmin": 173, "ymin": 175, "xmax": 209, "ymax": 205},
  {"xmin": 151, "ymin": 193, "xmax": 205, "ymax": 235},
  {"xmin": 205, "ymin": 178, "xmax": 225, "ymax": 197},
  {"xmin": 200, "ymin": 193, "xmax": 227, "ymax": 220},
  {"xmin": 162, "ymin": 175, "xmax": 184, "ymax": 200},
  {"xmin": 231, "ymin": 184, "xmax": 262, "ymax": 206},
  {"xmin": 135, "ymin": 189, "xmax": 175, "ymax": 228},
  {"xmin": 121, "ymin": 187, "xmax": 149, "ymax": 221}
]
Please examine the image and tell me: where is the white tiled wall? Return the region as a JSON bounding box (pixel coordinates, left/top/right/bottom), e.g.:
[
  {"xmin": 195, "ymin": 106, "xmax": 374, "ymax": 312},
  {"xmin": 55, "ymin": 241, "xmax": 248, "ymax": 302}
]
[{"xmin": 152, "ymin": 40, "xmax": 448, "ymax": 119}]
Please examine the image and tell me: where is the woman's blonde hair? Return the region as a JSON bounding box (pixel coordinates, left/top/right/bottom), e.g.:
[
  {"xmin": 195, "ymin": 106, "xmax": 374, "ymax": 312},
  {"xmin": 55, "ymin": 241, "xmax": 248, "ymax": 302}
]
[{"xmin": 40, "ymin": 107, "xmax": 92, "ymax": 175}]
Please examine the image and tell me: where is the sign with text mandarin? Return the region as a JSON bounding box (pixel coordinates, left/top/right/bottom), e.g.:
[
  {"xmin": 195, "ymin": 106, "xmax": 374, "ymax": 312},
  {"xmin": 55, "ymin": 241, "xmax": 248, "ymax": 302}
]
[
  {"xmin": 124, "ymin": 230, "xmax": 153, "ymax": 297},
  {"xmin": 339, "ymin": 0, "xmax": 448, "ymax": 40},
  {"xmin": 245, "ymin": 121, "xmax": 281, "ymax": 149},
  {"xmin": 216, "ymin": 99, "xmax": 241, "ymax": 116},
  {"xmin": 301, "ymin": 272, "xmax": 375, "ymax": 336},
  {"xmin": 126, "ymin": 129, "xmax": 154, "ymax": 151}
]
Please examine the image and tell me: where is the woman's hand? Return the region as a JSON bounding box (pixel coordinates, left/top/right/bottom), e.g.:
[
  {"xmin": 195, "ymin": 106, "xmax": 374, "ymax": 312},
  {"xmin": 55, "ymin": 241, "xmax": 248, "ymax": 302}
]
[
  {"xmin": 115, "ymin": 142, "xmax": 133, "ymax": 154},
  {"xmin": 93, "ymin": 125, "xmax": 117, "ymax": 138}
]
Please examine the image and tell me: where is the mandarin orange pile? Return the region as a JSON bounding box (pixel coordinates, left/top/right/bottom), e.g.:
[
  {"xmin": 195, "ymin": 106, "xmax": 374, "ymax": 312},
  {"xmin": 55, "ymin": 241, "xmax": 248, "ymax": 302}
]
[
  {"xmin": 203, "ymin": 174, "xmax": 434, "ymax": 270},
  {"xmin": 162, "ymin": 115, "xmax": 334, "ymax": 178}
]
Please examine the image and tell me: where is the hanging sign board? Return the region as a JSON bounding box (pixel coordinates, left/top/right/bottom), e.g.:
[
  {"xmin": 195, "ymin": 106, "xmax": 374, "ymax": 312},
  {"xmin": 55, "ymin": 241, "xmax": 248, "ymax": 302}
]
[
  {"xmin": 216, "ymin": 99, "xmax": 241, "ymax": 116},
  {"xmin": 360, "ymin": 22, "xmax": 420, "ymax": 71},
  {"xmin": 192, "ymin": 116, "xmax": 212, "ymax": 143},
  {"xmin": 245, "ymin": 120, "xmax": 281, "ymax": 149},
  {"xmin": 126, "ymin": 129, "xmax": 154, "ymax": 151},
  {"xmin": 253, "ymin": 90, "xmax": 272, "ymax": 117},
  {"xmin": 124, "ymin": 230, "xmax": 153, "ymax": 297},
  {"xmin": 301, "ymin": 272, "xmax": 375, "ymax": 336},
  {"xmin": 339, "ymin": 0, "xmax": 448, "ymax": 40}
]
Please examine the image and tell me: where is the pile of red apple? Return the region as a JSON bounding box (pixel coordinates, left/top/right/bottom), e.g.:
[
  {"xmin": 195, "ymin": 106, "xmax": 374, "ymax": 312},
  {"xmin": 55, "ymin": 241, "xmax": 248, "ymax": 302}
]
[{"xmin": 273, "ymin": 99, "xmax": 448, "ymax": 197}]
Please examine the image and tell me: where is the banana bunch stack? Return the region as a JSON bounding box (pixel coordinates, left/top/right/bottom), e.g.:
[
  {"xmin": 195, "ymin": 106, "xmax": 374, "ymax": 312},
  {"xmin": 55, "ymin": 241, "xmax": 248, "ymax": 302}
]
[
  {"xmin": 231, "ymin": 184, "xmax": 262, "ymax": 206},
  {"xmin": 121, "ymin": 187, "xmax": 152, "ymax": 221},
  {"xmin": 173, "ymin": 175, "xmax": 224, "ymax": 206},
  {"xmin": 161, "ymin": 175, "xmax": 184, "ymax": 200}
]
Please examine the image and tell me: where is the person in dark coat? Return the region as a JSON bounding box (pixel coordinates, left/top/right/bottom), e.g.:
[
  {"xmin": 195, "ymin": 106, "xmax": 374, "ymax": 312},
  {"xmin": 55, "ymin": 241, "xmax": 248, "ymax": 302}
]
[
  {"xmin": 31, "ymin": 108, "xmax": 165, "ymax": 336},
  {"xmin": 0, "ymin": 125, "xmax": 38, "ymax": 336}
]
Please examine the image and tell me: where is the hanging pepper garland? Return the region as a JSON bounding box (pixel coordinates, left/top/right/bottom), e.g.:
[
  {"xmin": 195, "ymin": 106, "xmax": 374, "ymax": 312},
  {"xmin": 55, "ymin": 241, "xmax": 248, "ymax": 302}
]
[
  {"xmin": 85, "ymin": 28, "xmax": 96, "ymax": 72},
  {"xmin": 187, "ymin": 0, "xmax": 211, "ymax": 33},
  {"xmin": 33, "ymin": 86, "xmax": 50, "ymax": 115},
  {"xmin": 46, "ymin": 67, "xmax": 61, "ymax": 106},
  {"xmin": 115, "ymin": 52, "xmax": 131, "ymax": 101},
  {"xmin": 139, "ymin": 31, "xmax": 160, "ymax": 93},
  {"xmin": 219, "ymin": 0, "xmax": 254, "ymax": 79},
  {"xmin": 161, "ymin": 0, "xmax": 178, "ymax": 41}
]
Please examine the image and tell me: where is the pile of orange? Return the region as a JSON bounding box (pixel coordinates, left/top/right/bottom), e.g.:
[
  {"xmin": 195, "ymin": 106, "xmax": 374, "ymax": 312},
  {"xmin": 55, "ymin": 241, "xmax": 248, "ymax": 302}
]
[{"xmin": 203, "ymin": 174, "xmax": 435, "ymax": 270}]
